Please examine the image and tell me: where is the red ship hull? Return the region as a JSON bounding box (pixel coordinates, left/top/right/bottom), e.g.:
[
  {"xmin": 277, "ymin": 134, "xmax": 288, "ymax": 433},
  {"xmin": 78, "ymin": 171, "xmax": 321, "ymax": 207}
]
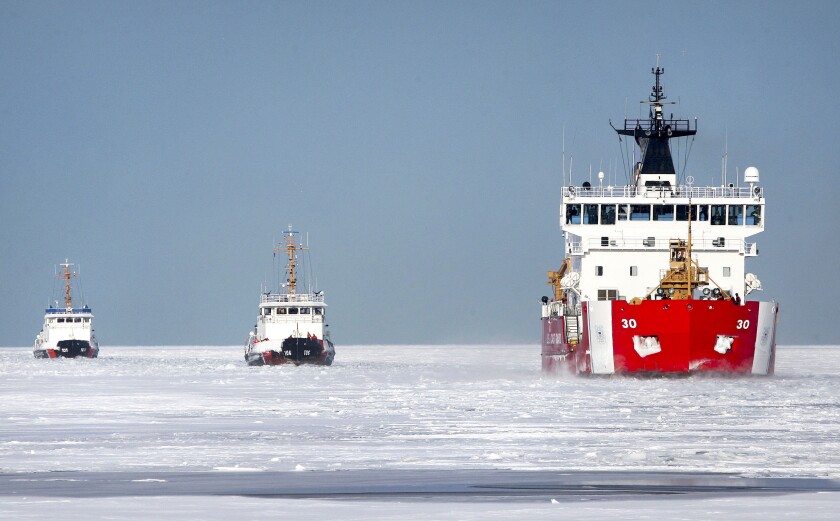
[{"xmin": 542, "ymin": 300, "xmax": 778, "ymax": 375}]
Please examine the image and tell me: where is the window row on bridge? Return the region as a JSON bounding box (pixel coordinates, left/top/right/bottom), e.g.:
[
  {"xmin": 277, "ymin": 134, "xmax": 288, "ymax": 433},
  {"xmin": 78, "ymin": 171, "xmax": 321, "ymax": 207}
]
[
  {"xmin": 261, "ymin": 307, "xmax": 324, "ymax": 316},
  {"xmin": 49, "ymin": 317, "xmax": 90, "ymax": 324},
  {"xmin": 565, "ymin": 203, "xmax": 762, "ymax": 226}
]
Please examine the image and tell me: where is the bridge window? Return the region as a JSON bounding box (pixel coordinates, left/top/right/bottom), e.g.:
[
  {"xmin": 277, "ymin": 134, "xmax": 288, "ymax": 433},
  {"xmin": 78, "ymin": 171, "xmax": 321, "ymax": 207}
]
[
  {"xmin": 262, "ymin": 308, "xmax": 272, "ymax": 316},
  {"xmin": 617, "ymin": 204, "xmax": 629, "ymax": 221},
  {"xmin": 299, "ymin": 307, "xmax": 310, "ymax": 314},
  {"xmin": 746, "ymin": 205, "xmax": 762, "ymax": 225},
  {"xmin": 58, "ymin": 318, "xmax": 66, "ymax": 323},
  {"xmin": 676, "ymin": 204, "xmax": 702, "ymax": 221},
  {"xmin": 288, "ymin": 307, "xmax": 299, "ymax": 315},
  {"xmin": 565, "ymin": 204, "xmax": 581, "ymax": 224},
  {"xmin": 601, "ymin": 204, "xmax": 616, "ymax": 225},
  {"xmin": 277, "ymin": 307, "xmax": 287, "ymax": 315},
  {"xmin": 653, "ymin": 205, "xmax": 674, "ymax": 221},
  {"xmin": 630, "ymin": 204, "xmax": 651, "ymax": 221},
  {"xmin": 711, "ymin": 205, "xmax": 726, "ymax": 225},
  {"xmin": 314, "ymin": 308, "xmax": 323, "ymax": 315},
  {"xmin": 728, "ymin": 205, "xmax": 743, "ymax": 225},
  {"xmin": 583, "ymin": 204, "xmax": 599, "ymax": 224}
]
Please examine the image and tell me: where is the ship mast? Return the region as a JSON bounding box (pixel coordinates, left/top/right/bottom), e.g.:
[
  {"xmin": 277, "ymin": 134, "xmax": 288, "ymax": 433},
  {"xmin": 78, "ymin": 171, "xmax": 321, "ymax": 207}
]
[
  {"xmin": 59, "ymin": 259, "xmax": 76, "ymax": 310},
  {"xmin": 276, "ymin": 226, "xmax": 307, "ymax": 295},
  {"xmin": 612, "ymin": 64, "xmax": 696, "ymax": 187}
]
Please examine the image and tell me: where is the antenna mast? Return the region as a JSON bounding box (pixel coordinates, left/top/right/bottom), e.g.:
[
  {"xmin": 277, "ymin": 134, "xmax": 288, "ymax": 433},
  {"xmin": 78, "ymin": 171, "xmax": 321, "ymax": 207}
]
[
  {"xmin": 562, "ymin": 125, "xmax": 566, "ymax": 187},
  {"xmin": 722, "ymin": 129, "xmax": 728, "ymax": 187},
  {"xmin": 59, "ymin": 259, "xmax": 76, "ymax": 310},
  {"xmin": 276, "ymin": 226, "xmax": 308, "ymax": 295}
]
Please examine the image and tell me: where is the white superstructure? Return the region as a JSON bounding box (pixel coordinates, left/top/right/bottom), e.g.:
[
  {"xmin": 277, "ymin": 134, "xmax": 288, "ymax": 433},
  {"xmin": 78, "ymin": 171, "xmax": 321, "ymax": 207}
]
[
  {"xmin": 254, "ymin": 291, "xmax": 328, "ymax": 350},
  {"xmin": 560, "ymin": 180, "xmax": 764, "ymax": 304}
]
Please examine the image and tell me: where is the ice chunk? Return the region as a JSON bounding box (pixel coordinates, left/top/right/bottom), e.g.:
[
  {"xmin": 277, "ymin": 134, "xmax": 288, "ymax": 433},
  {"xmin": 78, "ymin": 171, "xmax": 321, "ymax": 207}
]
[
  {"xmin": 715, "ymin": 335, "xmax": 735, "ymax": 354},
  {"xmin": 633, "ymin": 335, "xmax": 661, "ymax": 357}
]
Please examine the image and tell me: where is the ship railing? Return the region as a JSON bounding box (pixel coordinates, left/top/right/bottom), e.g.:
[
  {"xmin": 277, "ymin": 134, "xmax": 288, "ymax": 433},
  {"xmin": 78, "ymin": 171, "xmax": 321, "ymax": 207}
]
[
  {"xmin": 622, "ymin": 118, "xmax": 693, "ymax": 132},
  {"xmin": 260, "ymin": 293, "xmax": 325, "ymax": 304},
  {"xmin": 674, "ymin": 185, "xmax": 763, "ymax": 199},
  {"xmin": 45, "ymin": 307, "xmax": 93, "ymax": 314},
  {"xmin": 564, "ymin": 185, "xmax": 763, "ymax": 199},
  {"xmin": 545, "ymin": 301, "xmax": 582, "ymax": 318},
  {"xmin": 545, "ymin": 301, "xmax": 563, "ymax": 317},
  {"xmin": 579, "ymin": 236, "xmax": 755, "ymax": 252}
]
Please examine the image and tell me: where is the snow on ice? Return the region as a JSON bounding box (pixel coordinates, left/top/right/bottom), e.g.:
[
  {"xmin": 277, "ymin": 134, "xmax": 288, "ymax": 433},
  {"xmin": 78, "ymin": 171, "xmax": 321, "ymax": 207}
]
[{"xmin": 1, "ymin": 345, "xmax": 839, "ymax": 519}]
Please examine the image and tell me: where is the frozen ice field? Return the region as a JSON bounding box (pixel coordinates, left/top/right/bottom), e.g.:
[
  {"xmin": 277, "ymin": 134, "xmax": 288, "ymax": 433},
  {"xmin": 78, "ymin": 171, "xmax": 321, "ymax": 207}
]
[{"xmin": 1, "ymin": 344, "xmax": 839, "ymax": 519}]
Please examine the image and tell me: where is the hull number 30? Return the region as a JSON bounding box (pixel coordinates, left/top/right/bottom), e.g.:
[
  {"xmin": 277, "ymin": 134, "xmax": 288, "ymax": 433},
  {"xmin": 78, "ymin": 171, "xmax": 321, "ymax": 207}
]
[
  {"xmin": 736, "ymin": 319, "xmax": 750, "ymax": 329},
  {"xmin": 621, "ymin": 318, "xmax": 637, "ymax": 329}
]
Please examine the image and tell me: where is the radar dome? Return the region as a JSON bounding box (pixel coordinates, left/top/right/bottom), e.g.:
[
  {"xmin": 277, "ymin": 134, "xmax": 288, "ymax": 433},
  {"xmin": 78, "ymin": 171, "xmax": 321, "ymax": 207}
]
[{"xmin": 744, "ymin": 166, "xmax": 760, "ymax": 183}]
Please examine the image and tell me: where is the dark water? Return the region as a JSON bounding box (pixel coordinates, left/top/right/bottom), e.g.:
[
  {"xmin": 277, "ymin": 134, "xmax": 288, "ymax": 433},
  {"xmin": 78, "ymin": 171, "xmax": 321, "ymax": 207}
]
[{"xmin": 2, "ymin": 469, "xmax": 838, "ymax": 501}]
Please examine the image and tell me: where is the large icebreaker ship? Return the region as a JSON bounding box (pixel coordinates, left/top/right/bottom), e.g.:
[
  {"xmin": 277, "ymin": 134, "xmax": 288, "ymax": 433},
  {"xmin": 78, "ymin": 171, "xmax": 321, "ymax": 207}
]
[{"xmin": 541, "ymin": 66, "xmax": 778, "ymax": 375}]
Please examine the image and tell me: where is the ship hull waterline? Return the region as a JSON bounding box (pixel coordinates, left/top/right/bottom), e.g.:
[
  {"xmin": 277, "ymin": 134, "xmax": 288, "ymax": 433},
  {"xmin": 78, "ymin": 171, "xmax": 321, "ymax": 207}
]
[
  {"xmin": 34, "ymin": 340, "xmax": 99, "ymax": 359},
  {"xmin": 542, "ymin": 300, "xmax": 778, "ymax": 375},
  {"xmin": 246, "ymin": 337, "xmax": 335, "ymax": 367}
]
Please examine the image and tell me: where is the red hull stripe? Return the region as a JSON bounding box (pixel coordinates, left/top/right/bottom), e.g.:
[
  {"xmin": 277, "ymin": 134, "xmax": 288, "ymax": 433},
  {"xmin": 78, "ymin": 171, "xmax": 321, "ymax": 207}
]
[{"xmin": 542, "ymin": 300, "xmax": 778, "ymax": 375}]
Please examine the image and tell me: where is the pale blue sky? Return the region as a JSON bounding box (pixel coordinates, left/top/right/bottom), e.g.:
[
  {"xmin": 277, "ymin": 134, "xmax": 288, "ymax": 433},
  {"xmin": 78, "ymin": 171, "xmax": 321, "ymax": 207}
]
[{"xmin": 1, "ymin": 0, "xmax": 838, "ymax": 345}]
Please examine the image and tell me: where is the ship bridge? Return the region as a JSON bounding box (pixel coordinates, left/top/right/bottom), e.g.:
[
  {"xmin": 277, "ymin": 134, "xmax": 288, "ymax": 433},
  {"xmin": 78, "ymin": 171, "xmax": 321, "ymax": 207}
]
[{"xmin": 560, "ymin": 178, "xmax": 764, "ymax": 304}]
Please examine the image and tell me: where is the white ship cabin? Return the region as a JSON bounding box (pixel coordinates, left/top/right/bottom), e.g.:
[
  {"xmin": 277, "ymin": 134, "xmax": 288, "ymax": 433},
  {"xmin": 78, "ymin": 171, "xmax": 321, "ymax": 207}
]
[
  {"xmin": 561, "ymin": 167, "xmax": 764, "ymax": 303},
  {"xmin": 256, "ymin": 292, "xmax": 327, "ymax": 342},
  {"xmin": 38, "ymin": 307, "xmax": 95, "ymax": 344}
]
